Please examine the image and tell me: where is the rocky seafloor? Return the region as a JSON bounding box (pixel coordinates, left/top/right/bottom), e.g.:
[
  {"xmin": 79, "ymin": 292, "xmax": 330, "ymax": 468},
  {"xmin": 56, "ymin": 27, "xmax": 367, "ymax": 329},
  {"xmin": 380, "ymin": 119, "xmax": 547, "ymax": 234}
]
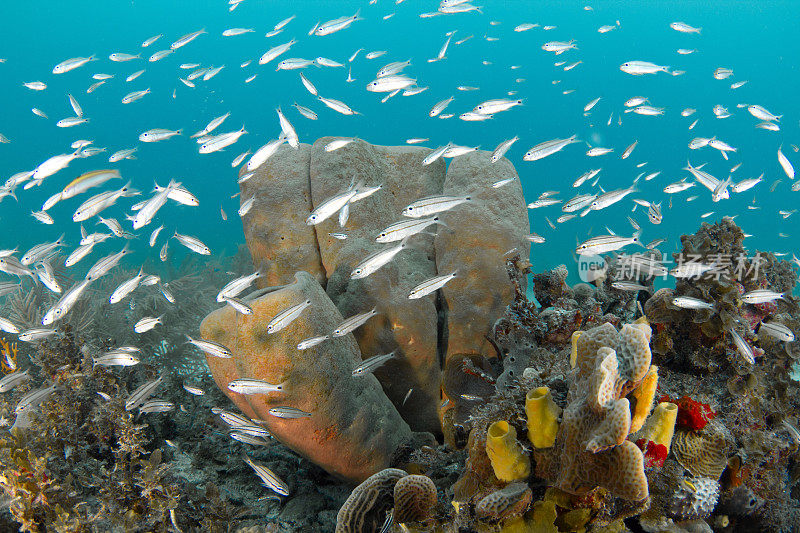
[{"xmin": 1, "ymin": 139, "xmax": 800, "ymax": 533}]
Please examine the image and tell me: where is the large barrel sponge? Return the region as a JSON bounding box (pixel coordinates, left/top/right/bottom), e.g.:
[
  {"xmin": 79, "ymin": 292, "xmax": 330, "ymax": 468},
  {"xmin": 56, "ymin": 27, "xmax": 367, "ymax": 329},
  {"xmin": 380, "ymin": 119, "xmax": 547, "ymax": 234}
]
[
  {"xmin": 308, "ymin": 137, "xmax": 445, "ymax": 435},
  {"xmin": 434, "ymin": 151, "xmax": 530, "ymax": 361},
  {"xmin": 200, "ymin": 271, "xmax": 423, "ymax": 483},
  {"xmin": 239, "ymin": 143, "xmax": 326, "ymax": 287}
]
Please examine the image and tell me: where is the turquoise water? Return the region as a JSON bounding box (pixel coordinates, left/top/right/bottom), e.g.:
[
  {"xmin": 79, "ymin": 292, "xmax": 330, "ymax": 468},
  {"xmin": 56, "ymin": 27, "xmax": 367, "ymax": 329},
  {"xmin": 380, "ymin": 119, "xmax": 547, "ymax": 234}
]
[{"xmin": 1, "ymin": 0, "xmax": 798, "ymax": 279}]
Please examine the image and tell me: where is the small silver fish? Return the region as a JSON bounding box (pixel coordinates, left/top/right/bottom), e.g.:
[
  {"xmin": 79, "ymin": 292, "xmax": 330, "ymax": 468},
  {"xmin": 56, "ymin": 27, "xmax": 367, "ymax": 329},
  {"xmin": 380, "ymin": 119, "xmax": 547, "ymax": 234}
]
[
  {"xmin": 230, "ymin": 422, "xmax": 273, "ymax": 438},
  {"xmin": 0, "ymin": 370, "xmax": 30, "ymax": 393},
  {"xmin": 376, "ymin": 216, "xmax": 441, "ymax": 243},
  {"xmin": 134, "ymin": 316, "xmax": 162, "ymax": 333},
  {"xmin": 243, "ymin": 456, "xmax": 290, "ymax": 496},
  {"xmin": 408, "ymin": 272, "xmax": 457, "ymax": 299},
  {"xmin": 297, "ymin": 335, "xmax": 329, "ymax": 350},
  {"xmin": 139, "ymin": 128, "xmax": 181, "ymax": 142},
  {"xmin": 109, "ymin": 268, "xmax": 144, "ymax": 304},
  {"xmin": 228, "ymin": 378, "xmax": 285, "ymax": 395},
  {"xmin": 125, "ymin": 377, "xmax": 163, "ymax": 411},
  {"xmin": 223, "ymin": 296, "xmax": 253, "ymax": 315},
  {"xmin": 173, "ymin": 233, "xmax": 210, "ymax": 255},
  {"xmin": 267, "ymin": 299, "xmax": 312, "ymax": 334},
  {"xmin": 403, "ymin": 195, "xmax": 471, "ymax": 217},
  {"xmin": 268, "ymin": 406, "xmax": 312, "ymax": 419},
  {"xmin": 230, "ymin": 432, "xmax": 271, "ymax": 446},
  {"xmin": 15, "ymin": 384, "xmax": 57, "ymax": 413},
  {"xmin": 728, "ymin": 328, "xmax": 755, "ymax": 365},
  {"xmin": 183, "ymin": 383, "xmax": 205, "ymax": 395},
  {"xmin": 186, "ymin": 335, "xmax": 232, "ymax": 358},
  {"xmin": 351, "ymin": 241, "xmax": 408, "ymax": 279},
  {"xmin": 353, "ymin": 351, "xmax": 396, "ymax": 376},
  {"xmin": 139, "ymin": 399, "xmax": 175, "ymax": 413},
  {"xmin": 332, "ymin": 308, "xmax": 378, "ymax": 337},
  {"xmin": 18, "ymin": 328, "xmax": 57, "ymax": 342},
  {"xmin": 741, "ymin": 289, "xmax": 784, "ymax": 304},
  {"xmin": 93, "ymin": 352, "xmax": 140, "ymax": 367},
  {"xmin": 758, "ymin": 321, "xmax": 795, "ymax": 342},
  {"xmin": 671, "ymin": 296, "xmax": 714, "ymax": 310},
  {"xmin": 214, "ymin": 408, "xmax": 253, "ymax": 427},
  {"xmin": 670, "ymin": 262, "xmax": 715, "ymax": 278},
  {"xmin": 171, "ymin": 28, "xmax": 206, "ymax": 49},
  {"xmin": 576, "ymin": 234, "xmax": 639, "ymax": 255},
  {"xmin": 217, "ymin": 271, "xmax": 262, "ymax": 302},
  {"xmin": 611, "ymin": 281, "xmax": 650, "ymax": 292}
]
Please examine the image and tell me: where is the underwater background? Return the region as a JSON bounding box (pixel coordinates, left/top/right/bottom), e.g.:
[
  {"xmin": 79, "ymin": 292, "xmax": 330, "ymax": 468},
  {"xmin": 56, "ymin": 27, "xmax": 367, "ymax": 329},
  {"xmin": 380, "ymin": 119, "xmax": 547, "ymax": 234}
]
[{"xmin": 1, "ymin": 0, "xmax": 798, "ymax": 281}]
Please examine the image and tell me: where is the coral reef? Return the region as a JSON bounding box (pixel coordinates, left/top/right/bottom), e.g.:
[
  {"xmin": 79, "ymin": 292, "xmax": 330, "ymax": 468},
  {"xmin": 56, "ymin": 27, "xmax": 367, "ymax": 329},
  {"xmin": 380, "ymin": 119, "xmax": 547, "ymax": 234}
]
[{"xmin": 4, "ymin": 146, "xmax": 800, "ymax": 532}]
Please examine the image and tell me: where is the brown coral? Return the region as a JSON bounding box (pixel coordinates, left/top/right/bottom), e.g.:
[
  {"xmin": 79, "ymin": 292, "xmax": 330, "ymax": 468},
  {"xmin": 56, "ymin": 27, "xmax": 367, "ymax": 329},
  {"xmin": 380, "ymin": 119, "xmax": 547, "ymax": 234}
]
[
  {"xmin": 475, "ymin": 482, "xmax": 532, "ymax": 522},
  {"xmin": 393, "ymin": 474, "xmax": 437, "ymax": 524},
  {"xmin": 536, "ymin": 322, "xmax": 653, "ymax": 501},
  {"xmin": 335, "ymin": 468, "xmax": 407, "ymax": 533}
]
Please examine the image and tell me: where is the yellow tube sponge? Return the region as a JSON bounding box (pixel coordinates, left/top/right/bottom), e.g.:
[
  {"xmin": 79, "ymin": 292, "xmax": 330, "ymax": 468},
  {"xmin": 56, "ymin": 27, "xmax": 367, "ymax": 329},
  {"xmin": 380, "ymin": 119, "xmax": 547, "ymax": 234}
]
[
  {"xmin": 525, "ymin": 387, "xmax": 561, "ymax": 449},
  {"xmin": 569, "ymin": 331, "xmax": 582, "ymax": 368},
  {"xmin": 486, "ymin": 421, "xmax": 531, "ymax": 482},
  {"xmin": 629, "ymin": 365, "xmax": 659, "ymax": 434},
  {"xmin": 639, "ymin": 402, "xmax": 678, "ymax": 452}
]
